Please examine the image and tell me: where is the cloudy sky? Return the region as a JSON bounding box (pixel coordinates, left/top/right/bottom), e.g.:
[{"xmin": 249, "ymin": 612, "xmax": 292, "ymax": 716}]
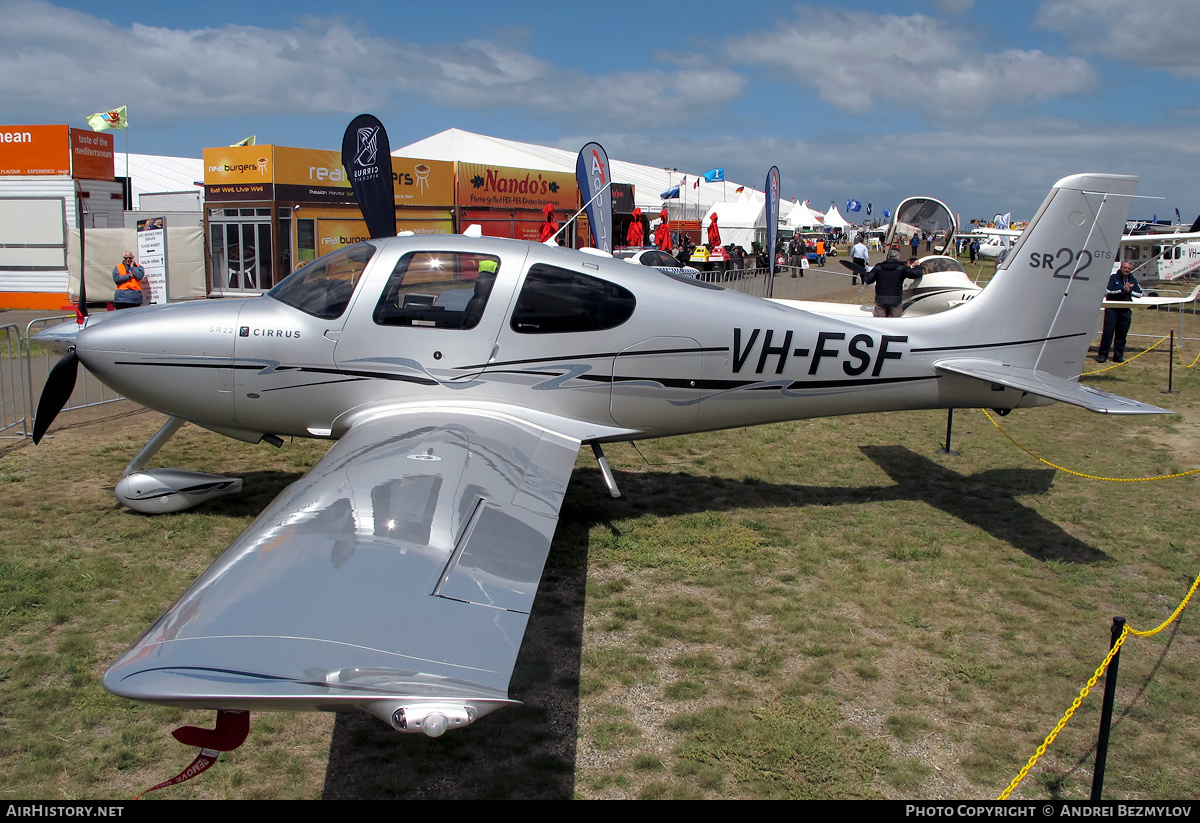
[{"xmin": 4, "ymin": 0, "xmax": 1198, "ymax": 221}]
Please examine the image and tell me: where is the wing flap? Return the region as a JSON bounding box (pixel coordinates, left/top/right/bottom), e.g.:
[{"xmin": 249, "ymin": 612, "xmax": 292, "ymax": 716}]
[
  {"xmin": 934, "ymin": 358, "xmax": 1172, "ymax": 414},
  {"xmin": 103, "ymin": 409, "xmax": 580, "ymax": 716}
]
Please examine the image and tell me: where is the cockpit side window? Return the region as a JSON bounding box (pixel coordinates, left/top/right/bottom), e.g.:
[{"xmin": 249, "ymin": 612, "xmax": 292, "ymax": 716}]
[
  {"xmin": 373, "ymin": 252, "xmax": 501, "ymax": 330},
  {"xmin": 510, "ymin": 264, "xmax": 635, "ymax": 334},
  {"xmin": 268, "ymin": 242, "xmax": 375, "ymax": 319}
]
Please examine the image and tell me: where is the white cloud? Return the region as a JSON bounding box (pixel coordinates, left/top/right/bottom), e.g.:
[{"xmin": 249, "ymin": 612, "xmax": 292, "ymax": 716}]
[
  {"xmin": 724, "ymin": 8, "xmax": 1096, "ymax": 119},
  {"xmin": 585, "ymin": 117, "xmax": 1200, "ymax": 221},
  {"xmin": 0, "ymin": 0, "xmax": 744, "ymax": 128},
  {"xmin": 1036, "ymin": 0, "xmax": 1200, "ymax": 77}
]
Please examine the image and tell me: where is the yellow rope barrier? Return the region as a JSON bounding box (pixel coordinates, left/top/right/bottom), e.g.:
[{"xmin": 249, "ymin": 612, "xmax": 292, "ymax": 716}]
[
  {"xmin": 1177, "ymin": 347, "xmax": 1200, "ymax": 369},
  {"xmin": 997, "ymin": 570, "xmax": 1200, "ymax": 800},
  {"xmin": 980, "ymin": 410, "xmax": 1200, "ymax": 481},
  {"xmin": 1081, "ymin": 335, "xmax": 1168, "ymax": 375}
]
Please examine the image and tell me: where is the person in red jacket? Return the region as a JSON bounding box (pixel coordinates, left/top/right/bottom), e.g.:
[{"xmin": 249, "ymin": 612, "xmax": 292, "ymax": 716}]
[
  {"xmin": 537, "ymin": 204, "xmax": 559, "ymax": 243},
  {"xmin": 627, "ymin": 208, "xmax": 644, "ymax": 246}
]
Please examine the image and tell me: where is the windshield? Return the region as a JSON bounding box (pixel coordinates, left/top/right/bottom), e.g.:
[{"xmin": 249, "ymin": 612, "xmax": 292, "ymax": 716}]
[
  {"xmin": 268, "ymin": 242, "xmax": 375, "ymax": 319},
  {"xmin": 886, "ymin": 197, "xmax": 956, "ymax": 256}
]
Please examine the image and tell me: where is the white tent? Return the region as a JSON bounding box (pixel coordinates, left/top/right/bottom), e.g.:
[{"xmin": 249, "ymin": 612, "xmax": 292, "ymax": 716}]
[
  {"xmin": 823, "ymin": 204, "xmax": 851, "ymax": 230},
  {"xmin": 702, "ymin": 194, "xmax": 765, "ymax": 250},
  {"xmin": 393, "ymin": 128, "xmax": 763, "ymax": 220},
  {"xmin": 785, "ymin": 201, "xmax": 825, "ymax": 229},
  {"xmin": 113, "ymin": 153, "xmax": 203, "ymax": 209}
]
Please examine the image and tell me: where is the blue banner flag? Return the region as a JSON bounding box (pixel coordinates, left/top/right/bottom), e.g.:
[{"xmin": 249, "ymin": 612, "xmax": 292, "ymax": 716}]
[
  {"xmin": 660, "ymin": 185, "xmax": 680, "ymax": 200},
  {"xmin": 703, "ymin": 168, "xmax": 724, "ymax": 183},
  {"xmin": 577, "ymin": 142, "xmax": 613, "ymax": 253},
  {"xmin": 847, "ymin": 199, "xmax": 862, "ymax": 212},
  {"xmin": 765, "ymin": 166, "xmax": 780, "ymax": 285},
  {"xmin": 883, "ymin": 209, "xmax": 891, "ymax": 220},
  {"xmin": 867, "ymin": 202, "xmax": 872, "ymax": 215}
]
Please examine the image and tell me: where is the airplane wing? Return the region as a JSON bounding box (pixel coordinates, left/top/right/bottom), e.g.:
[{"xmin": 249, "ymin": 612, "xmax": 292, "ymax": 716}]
[
  {"xmin": 933, "ymin": 358, "xmax": 1173, "ymax": 415},
  {"xmin": 102, "ymin": 408, "xmax": 581, "ymax": 732},
  {"xmin": 1121, "ymin": 230, "xmax": 1200, "ymax": 243},
  {"xmin": 1103, "ymin": 283, "xmax": 1200, "ymax": 308}
]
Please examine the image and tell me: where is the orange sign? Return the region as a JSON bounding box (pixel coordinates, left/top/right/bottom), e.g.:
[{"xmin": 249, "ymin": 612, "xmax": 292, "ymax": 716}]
[
  {"xmin": 204, "ymin": 145, "xmax": 274, "ymax": 183},
  {"xmin": 205, "ymin": 145, "xmax": 454, "ymax": 206},
  {"xmin": 457, "ymin": 162, "xmax": 577, "ymax": 210},
  {"xmin": 69, "ymin": 128, "xmax": 115, "ymax": 180},
  {"xmin": 0, "ymin": 125, "xmax": 71, "ymax": 176},
  {"xmin": 0, "ymin": 125, "xmax": 114, "ymax": 178},
  {"xmin": 314, "ymin": 210, "xmax": 454, "ymax": 255}
]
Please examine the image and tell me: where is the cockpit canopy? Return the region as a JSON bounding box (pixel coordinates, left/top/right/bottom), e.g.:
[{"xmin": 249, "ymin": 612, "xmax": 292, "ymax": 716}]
[{"xmin": 268, "ymin": 242, "xmax": 375, "ymax": 320}]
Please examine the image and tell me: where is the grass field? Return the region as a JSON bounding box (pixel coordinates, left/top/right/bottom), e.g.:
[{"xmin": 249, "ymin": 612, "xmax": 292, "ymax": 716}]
[{"xmin": 0, "ymin": 306, "xmax": 1198, "ymax": 800}]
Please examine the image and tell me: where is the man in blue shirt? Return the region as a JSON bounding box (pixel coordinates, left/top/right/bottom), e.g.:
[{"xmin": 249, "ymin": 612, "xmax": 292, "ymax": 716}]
[{"xmin": 1097, "ymin": 261, "xmax": 1143, "ymax": 363}]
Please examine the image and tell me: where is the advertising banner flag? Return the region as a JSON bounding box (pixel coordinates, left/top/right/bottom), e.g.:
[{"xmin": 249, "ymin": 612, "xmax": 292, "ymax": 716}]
[
  {"xmin": 765, "ymin": 166, "xmax": 780, "ymax": 286},
  {"xmin": 341, "ymin": 114, "xmax": 396, "ymax": 239},
  {"xmin": 847, "ymin": 199, "xmax": 862, "ymax": 212},
  {"xmin": 704, "ymin": 168, "xmax": 724, "ymax": 183},
  {"xmin": 231, "ymin": 135, "xmax": 256, "ymax": 147},
  {"xmin": 87, "ymin": 106, "xmax": 127, "ymax": 131},
  {"xmin": 576, "ymin": 142, "xmax": 612, "ymax": 252}
]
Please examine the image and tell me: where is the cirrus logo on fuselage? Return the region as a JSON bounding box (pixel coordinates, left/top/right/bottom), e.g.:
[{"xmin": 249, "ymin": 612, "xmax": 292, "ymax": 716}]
[{"xmin": 238, "ymin": 326, "xmax": 301, "ymax": 339}]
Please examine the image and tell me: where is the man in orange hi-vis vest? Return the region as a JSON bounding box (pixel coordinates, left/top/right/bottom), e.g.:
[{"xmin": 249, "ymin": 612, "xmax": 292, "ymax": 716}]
[{"xmin": 112, "ymin": 250, "xmax": 145, "ymax": 310}]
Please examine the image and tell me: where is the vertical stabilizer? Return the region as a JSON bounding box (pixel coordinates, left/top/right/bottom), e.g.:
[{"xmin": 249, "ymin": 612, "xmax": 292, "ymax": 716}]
[{"xmin": 966, "ymin": 174, "xmax": 1136, "ymax": 378}]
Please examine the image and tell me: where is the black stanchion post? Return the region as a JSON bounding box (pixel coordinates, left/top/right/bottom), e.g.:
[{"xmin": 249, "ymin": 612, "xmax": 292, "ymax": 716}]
[
  {"xmin": 937, "ymin": 409, "xmax": 960, "ymax": 456},
  {"xmin": 1162, "ymin": 330, "xmax": 1176, "ymax": 394},
  {"xmin": 1090, "ymin": 616, "xmax": 1126, "ymax": 801}
]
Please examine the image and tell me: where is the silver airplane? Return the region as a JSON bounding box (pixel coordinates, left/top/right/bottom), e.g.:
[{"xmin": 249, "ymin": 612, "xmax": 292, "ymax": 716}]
[{"xmin": 33, "ymin": 173, "xmax": 1169, "ymax": 741}]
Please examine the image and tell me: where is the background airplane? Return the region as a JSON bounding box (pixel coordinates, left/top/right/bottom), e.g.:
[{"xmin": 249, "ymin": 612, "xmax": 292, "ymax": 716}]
[{"xmin": 1115, "ymin": 231, "xmax": 1200, "ymax": 281}]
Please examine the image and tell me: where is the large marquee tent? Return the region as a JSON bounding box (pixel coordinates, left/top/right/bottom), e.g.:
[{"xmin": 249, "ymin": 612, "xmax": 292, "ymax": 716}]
[{"xmin": 393, "ymin": 129, "xmax": 765, "ymax": 221}]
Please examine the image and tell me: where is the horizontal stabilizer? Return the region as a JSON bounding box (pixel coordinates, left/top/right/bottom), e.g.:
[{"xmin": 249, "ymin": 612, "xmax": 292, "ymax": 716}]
[{"xmin": 934, "ymin": 358, "xmax": 1172, "ymax": 415}]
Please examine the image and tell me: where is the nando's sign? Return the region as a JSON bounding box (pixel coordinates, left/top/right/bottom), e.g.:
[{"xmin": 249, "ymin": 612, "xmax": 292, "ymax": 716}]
[{"xmin": 457, "ymin": 162, "xmax": 577, "ymax": 210}]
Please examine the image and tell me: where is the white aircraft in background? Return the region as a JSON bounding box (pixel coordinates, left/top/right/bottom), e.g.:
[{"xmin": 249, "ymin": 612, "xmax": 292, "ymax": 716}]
[
  {"xmin": 796, "ymin": 195, "xmax": 984, "ymax": 318},
  {"xmin": 1115, "ymin": 231, "xmax": 1200, "ymax": 281},
  {"xmin": 30, "ymin": 174, "xmax": 1167, "ymax": 761},
  {"xmin": 966, "ymin": 227, "xmax": 1023, "ymax": 260}
]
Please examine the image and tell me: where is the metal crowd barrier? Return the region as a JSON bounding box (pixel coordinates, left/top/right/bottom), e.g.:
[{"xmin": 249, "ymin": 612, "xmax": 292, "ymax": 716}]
[
  {"xmin": 0, "ymin": 316, "xmax": 126, "ymax": 440},
  {"xmin": 0, "ymin": 324, "xmax": 26, "ymax": 438}
]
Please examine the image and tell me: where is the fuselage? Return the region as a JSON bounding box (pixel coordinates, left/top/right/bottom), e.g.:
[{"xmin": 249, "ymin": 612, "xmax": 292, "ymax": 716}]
[{"xmin": 74, "ymin": 235, "xmax": 1045, "ymax": 447}]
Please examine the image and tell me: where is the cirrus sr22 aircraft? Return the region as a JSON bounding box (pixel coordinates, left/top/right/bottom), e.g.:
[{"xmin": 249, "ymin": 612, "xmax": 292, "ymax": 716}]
[{"xmin": 32, "ymin": 172, "xmax": 1169, "ymax": 747}]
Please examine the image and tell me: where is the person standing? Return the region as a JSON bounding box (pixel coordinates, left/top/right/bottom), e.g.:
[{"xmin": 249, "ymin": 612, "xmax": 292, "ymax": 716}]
[
  {"xmin": 910, "ymin": 231, "xmax": 921, "ymax": 259},
  {"xmin": 112, "ymin": 250, "xmax": 145, "ymax": 310},
  {"xmin": 790, "ymin": 235, "xmax": 803, "ymax": 277},
  {"xmin": 1097, "ymin": 261, "xmax": 1143, "ymax": 362},
  {"xmin": 850, "ymin": 235, "xmax": 869, "ymax": 286},
  {"xmin": 537, "ymin": 204, "xmax": 559, "ymax": 243},
  {"xmin": 862, "ymin": 249, "xmax": 922, "ymax": 317}
]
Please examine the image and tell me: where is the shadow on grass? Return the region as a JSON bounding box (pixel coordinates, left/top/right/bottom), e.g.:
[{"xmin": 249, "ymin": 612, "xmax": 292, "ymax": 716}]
[{"xmin": 571, "ymin": 445, "xmax": 1106, "ymax": 565}]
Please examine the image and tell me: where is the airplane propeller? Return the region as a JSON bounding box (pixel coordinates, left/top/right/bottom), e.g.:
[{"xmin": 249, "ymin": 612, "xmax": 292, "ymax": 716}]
[
  {"xmin": 34, "ymin": 201, "xmax": 91, "ymax": 445},
  {"xmin": 32, "ymin": 348, "xmax": 79, "ymax": 445}
]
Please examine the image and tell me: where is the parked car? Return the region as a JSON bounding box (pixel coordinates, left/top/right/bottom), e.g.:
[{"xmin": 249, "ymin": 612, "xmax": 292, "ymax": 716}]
[{"xmin": 614, "ymin": 248, "xmax": 700, "ymax": 279}]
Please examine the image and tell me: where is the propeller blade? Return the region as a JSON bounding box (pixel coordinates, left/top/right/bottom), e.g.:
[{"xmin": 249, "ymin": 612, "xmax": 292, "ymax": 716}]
[{"xmin": 32, "ymin": 350, "xmax": 79, "ymax": 444}]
